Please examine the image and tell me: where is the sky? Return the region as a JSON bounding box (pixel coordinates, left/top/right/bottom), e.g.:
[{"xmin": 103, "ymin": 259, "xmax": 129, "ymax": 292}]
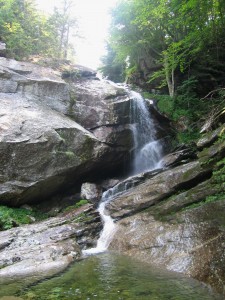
[{"xmin": 35, "ymin": 0, "xmax": 118, "ymax": 69}]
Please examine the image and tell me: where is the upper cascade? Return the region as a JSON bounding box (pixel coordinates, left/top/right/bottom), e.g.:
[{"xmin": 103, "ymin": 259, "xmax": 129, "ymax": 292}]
[{"xmin": 129, "ymin": 91, "xmax": 163, "ymax": 175}]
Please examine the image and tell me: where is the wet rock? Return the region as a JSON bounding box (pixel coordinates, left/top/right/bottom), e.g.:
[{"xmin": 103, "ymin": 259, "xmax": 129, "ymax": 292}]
[
  {"xmin": 0, "ymin": 204, "xmax": 101, "ymax": 284},
  {"xmin": 102, "ymin": 169, "xmax": 162, "ymax": 202},
  {"xmin": 100, "ymin": 178, "xmax": 120, "ymax": 190},
  {"xmin": 149, "ymin": 179, "xmax": 222, "ymax": 218},
  {"xmin": 106, "ymin": 160, "xmax": 210, "ymax": 219},
  {"xmin": 110, "ymin": 200, "xmax": 225, "ymax": 295},
  {"xmin": 106, "ymin": 123, "xmax": 225, "ymax": 295},
  {"xmin": 197, "ymin": 125, "xmax": 225, "ymax": 150},
  {"xmin": 161, "ymin": 144, "xmax": 197, "ymax": 168}
]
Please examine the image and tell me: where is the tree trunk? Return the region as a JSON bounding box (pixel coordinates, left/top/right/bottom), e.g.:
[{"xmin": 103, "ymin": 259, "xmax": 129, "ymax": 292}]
[{"xmin": 164, "ymin": 54, "xmax": 175, "ymax": 97}]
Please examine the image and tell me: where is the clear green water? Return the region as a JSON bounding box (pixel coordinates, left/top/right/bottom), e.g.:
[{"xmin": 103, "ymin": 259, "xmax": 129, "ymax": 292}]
[{"xmin": 0, "ymin": 252, "xmax": 222, "ymax": 300}]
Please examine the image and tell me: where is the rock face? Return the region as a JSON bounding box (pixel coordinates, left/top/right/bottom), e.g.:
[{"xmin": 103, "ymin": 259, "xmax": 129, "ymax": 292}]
[
  {"xmin": 110, "ymin": 203, "xmax": 225, "ymax": 294},
  {"xmin": 106, "ymin": 124, "xmax": 225, "ymax": 295},
  {"xmin": 0, "ymin": 58, "xmax": 147, "ymax": 206},
  {"xmin": 80, "ymin": 182, "xmax": 102, "ymax": 204},
  {"xmin": 0, "ymin": 204, "xmax": 101, "ymax": 284},
  {"xmin": 106, "ymin": 160, "xmax": 211, "ymax": 219},
  {"xmin": 0, "ymin": 57, "xmax": 171, "ymax": 206}
]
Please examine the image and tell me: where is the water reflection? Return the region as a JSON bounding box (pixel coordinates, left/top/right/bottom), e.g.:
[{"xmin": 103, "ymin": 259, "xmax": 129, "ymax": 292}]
[{"xmin": 6, "ymin": 252, "xmax": 222, "ymax": 300}]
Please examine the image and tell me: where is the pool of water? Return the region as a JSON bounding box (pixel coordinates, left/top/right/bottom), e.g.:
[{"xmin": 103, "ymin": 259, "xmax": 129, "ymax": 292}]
[{"xmin": 0, "ymin": 252, "xmax": 222, "ymax": 300}]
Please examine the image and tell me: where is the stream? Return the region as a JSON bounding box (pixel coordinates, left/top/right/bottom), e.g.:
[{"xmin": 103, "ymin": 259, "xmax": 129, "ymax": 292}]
[
  {"xmin": 0, "ymin": 253, "xmax": 222, "ymax": 299},
  {"xmin": 0, "ymin": 91, "xmax": 223, "ymax": 299}
]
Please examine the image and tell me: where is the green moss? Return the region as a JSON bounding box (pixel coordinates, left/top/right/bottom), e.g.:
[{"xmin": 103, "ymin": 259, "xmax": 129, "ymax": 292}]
[
  {"xmin": 206, "ymin": 156, "xmax": 225, "ymax": 202},
  {"xmin": 80, "ymin": 136, "xmax": 95, "ymax": 162},
  {"xmin": 54, "ymin": 150, "xmax": 76, "ymax": 160},
  {"xmin": 0, "ymin": 206, "xmax": 48, "ymax": 231},
  {"xmin": 65, "ymin": 151, "xmax": 75, "ymax": 158},
  {"xmin": 68, "ymin": 90, "xmax": 76, "ymax": 115},
  {"xmin": 63, "ymin": 199, "xmax": 89, "ymax": 213}
]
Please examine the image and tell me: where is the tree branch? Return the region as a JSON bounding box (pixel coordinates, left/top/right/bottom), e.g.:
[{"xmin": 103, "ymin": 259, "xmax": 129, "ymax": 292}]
[{"xmin": 201, "ymin": 88, "xmax": 225, "ymax": 100}]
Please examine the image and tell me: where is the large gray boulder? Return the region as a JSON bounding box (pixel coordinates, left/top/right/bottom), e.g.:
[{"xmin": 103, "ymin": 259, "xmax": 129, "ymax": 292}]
[
  {"xmin": 110, "ymin": 202, "xmax": 225, "ymax": 294},
  {"xmin": 0, "ymin": 58, "xmax": 135, "ymax": 206},
  {"xmin": 67, "ymin": 79, "xmax": 136, "ymax": 147}
]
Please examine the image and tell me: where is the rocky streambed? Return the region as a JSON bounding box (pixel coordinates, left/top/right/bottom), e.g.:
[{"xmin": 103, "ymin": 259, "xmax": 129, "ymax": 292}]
[
  {"xmin": 0, "ymin": 56, "xmax": 224, "ymax": 297},
  {"xmin": 107, "ymin": 123, "xmax": 225, "ymax": 295}
]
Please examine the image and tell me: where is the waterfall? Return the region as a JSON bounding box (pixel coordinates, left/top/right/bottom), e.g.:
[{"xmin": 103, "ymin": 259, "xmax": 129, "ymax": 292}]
[
  {"xmin": 130, "ymin": 91, "xmax": 163, "ymax": 174},
  {"xmin": 83, "ymin": 90, "xmax": 163, "ymax": 255}
]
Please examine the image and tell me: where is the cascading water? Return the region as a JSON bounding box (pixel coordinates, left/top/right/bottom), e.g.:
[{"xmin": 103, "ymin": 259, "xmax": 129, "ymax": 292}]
[
  {"xmin": 83, "ymin": 89, "xmax": 163, "ymax": 255},
  {"xmin": 130, "ymin": 91, "xmax": 163, "ymax": 174},
  {"xmin": 82, "ymin": 194, "xmax": 117, "ymax": 255}
]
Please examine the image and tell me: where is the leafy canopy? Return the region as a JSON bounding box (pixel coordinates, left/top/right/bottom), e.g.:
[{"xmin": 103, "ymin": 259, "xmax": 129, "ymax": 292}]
[{"xmin": 0, "ymin": 0, "xmax": 77, "ymax": 60}]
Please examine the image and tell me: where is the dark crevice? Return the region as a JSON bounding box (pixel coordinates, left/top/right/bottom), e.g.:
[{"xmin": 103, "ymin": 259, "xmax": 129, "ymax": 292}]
[
  {"xmin": 104, "ymin": 93, "xmax": 127, "ymax": 100},
  {"xmin": 88, "ymin": 123, "xmax": 129, "ymax": 131},
  {"xmin": 175, "ymin": 169, "xmax": 213, "ymax": 191}
]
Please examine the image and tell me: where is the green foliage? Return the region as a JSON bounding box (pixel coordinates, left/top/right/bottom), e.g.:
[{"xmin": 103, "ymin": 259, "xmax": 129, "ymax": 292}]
[
  {"xmin": 99, "ymin": 44, "xmax": 125, "ymax": 82},
  {"xmin": 0, "ymin": 0, "xmax": 77, "ymax": 60},
  {"xmin": 143, "ymin": 92, "xmax": 174, "ymax": 117},
  {"xmin": 203, "ymin": 133, "xmax": 225, "ymax": 202},
  {"xmin": 102, "ymin": 0, "xmax": 225, "ymax": 97},
  {"xmin": 0, "ymin": 205, "xmax": 48, "ymax": 231},
  {"xmin": 176, "ymin": 131, "xmax": 200, "ymax": 144}
]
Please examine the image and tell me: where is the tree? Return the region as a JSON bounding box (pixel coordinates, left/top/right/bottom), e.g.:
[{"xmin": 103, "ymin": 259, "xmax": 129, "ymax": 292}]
[
  {"xmin": 0, "ymin": 0, "xmax": 78, "ymax": 60},
  {"xmin": 103, "ymin": 0, "xmax": 225, "ymax": 96},
  {"xmin": 99, "ymin": 43, "xmax": 126, "ymax": 82},
  {"xmin": 48, "ymin": 0, "xmax": 77, "ymax": 60}
]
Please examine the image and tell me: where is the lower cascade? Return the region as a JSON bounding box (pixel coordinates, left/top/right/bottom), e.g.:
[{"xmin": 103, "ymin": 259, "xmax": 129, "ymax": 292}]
[
  {"xmin": 83, "ymin": 90, "xmax": 163, "ymax": 255},
  {"xmin": 82, "ymin": 201, "xmax": 117, "ymax": 255}
]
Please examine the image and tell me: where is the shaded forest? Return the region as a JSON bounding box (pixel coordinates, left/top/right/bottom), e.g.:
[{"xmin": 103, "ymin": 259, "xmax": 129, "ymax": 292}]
[{"xmin": 100, "ymin": 0, "xmax": 225, "ymax": 142}]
